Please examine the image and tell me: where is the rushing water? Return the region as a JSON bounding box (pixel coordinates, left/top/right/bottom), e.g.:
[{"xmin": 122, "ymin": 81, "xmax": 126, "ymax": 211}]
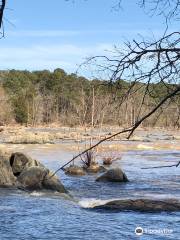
[{"xmin": 0, "ymin": 142, "xmax": 180, "ymax": 240}]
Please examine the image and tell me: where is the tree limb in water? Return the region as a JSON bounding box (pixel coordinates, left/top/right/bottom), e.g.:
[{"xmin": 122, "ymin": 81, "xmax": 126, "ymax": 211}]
[{"xmin": 142, "ymin": 160, "xmax": 180, "ymax": 169}]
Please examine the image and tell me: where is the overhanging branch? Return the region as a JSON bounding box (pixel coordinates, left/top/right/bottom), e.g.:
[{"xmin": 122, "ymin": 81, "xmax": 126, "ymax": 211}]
[
  {"xmin": 0, "ymin": 0, "xmax": 6, "ymax": 29},
  {"xmin": 49, "ymin": 85, "xmax": 180, "ymax": 178}
]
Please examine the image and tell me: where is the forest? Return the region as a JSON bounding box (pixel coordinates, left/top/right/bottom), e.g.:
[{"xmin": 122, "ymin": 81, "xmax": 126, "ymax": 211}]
[{"xmin": 0, "ymin": 69, "xmax": 179, "ymax": 128}]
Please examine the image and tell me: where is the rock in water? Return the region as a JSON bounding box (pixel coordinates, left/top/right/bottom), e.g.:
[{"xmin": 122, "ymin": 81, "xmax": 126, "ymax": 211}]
[
  {"xmin": 10, "ymin": 152, "xmax": 32, "ymax": 176},
  {"xmin": 10, "ymin": 152, "xmax": 43, "ymax": 176},
  {"xmin": 96, "ymin": 168, "xmax": 128, "ymax": 182},
  {"xmin": 103, "ymin": 157, "xmax": 113, "ymax": 165},
  {"xmin": 0, "ymin": 154, "xmax": 16, "ymax": 187},
  {"xmin": 43, "ymin": 171, "xmax": 68, "ymax": 193},
  {"xmin": 93, "ymin": 198, "xmax": 180, "ymax": 212},
  {"xmin": 85, "ymin": 163, "xmax": 101, "ymax": 173},
  {"xmin": 65, "ymin": 165, "xmax": 86, "ymax": 176},
  {"xmin": 0, "ymin": 151, "xmax": 67, "ymax": 193},
  {"xmin": 17, "ymin": 166, "xmax": 48, "ymax": 190}
]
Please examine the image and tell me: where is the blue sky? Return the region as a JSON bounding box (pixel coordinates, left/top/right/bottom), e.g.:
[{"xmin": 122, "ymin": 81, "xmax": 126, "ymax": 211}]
[{"xmin": 0, "ymin": 0, "xmax": 177, "ymax": 75}]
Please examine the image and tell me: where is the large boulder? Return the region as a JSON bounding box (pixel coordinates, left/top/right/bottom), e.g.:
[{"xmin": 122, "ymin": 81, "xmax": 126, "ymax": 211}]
[
  {"xmin": 0, "ymin": 151, "xmax": 67, "ymax": 193},
  {"xmin": 10, "ymin": 152, "xmax": 43, "ymax": 176},
  {"xmin": 17, "ymin": 166, "xmax": 48, "ymax": 190},
  {"xmin": 93, "ymin": 198, "xmax": 180, "ymax": 212},
  {"xmin": 96, "ymin": 168, "xmax": 128, "ymax": 182},
  {"xmin": 0, "ymin": 154, "xmax": 16, "ymax": 187},
  {"xmin": 43, "ymin": 171, "xmax": 68, "ymax": 193}
]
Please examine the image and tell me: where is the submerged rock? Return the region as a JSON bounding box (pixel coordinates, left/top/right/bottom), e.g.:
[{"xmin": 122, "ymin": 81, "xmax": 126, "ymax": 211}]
[
  {"xmin": 93, "ymin": 198, "xmax": 180, "ymax": 212},
  {"xmin": 98, "ymin": 165, "xmax": 107, "ymax": 173},
  {"xmin": 65, "ymin": 164, "xmax": 107, "ymax": 176},
  {"xmin": 85, "ymin": 163, "xmax": 101, "ymax": 173},
  {"xmin": 103, "ymin": 157, "xmax": 113, "ymax": 165},
  {"xmin": 0, "ymin": 151, "xmax": 67, "ymax": 193},
  {"xmin": 96, "ymin": 168, "xmax": 128, "ymax": 182},
  {"xmin": 65, "ymin": 165, "xmax": 86, "ymax": 176}
]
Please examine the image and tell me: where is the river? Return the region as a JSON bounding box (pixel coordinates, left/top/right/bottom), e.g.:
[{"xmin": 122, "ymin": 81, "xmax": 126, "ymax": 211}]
[{"xmin": 0, "ymin": 141, "xmax": 180, "ymax": 240}]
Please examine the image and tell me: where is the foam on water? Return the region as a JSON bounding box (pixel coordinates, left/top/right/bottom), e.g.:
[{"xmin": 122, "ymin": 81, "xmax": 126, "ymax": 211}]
[
  {"xmin": 0, "ymin": 206, "xmax": 16, "ymax": 211},
  {"xmin": 29, "ymin": 191, "xmax": 45, "ymax": 197},
  {"xmin": 78, "ymin": 198, "xmax": 117, "ymax": 208}
]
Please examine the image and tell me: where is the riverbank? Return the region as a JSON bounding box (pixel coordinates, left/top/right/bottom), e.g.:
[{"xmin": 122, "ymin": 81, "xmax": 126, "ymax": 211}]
[{"xmin": 0, "ymin": 125, "xmax": 179, "ymax": 144}]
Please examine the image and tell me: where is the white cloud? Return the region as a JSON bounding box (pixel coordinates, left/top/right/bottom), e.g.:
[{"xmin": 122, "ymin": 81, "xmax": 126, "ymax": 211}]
[
  {"xmin": 7, "ymin": 30, "xmax": 81, "ymax": 37},
  {"xmin": 6, "ymin": 28, "xmax": 167, "ymax": 38},
  {"xmin": 0, "ymin": 43, "xmax": 114, "ymax": 72}
]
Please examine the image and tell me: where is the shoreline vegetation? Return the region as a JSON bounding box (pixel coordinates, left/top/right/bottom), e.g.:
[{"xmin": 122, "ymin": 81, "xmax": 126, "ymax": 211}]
[{"xmin": 0, "ymin": 69, "xmax": 180, "ymax": 129}]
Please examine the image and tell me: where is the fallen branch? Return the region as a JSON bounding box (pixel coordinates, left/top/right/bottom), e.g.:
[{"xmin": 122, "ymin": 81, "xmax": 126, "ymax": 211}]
[{"xmin": 142, "ymin": 161, "xmax": 180, "ymax": 169}]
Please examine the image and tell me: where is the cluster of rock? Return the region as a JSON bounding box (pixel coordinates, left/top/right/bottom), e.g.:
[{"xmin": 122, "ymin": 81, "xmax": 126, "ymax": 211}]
[
  {"xmin": 65, "ymin": 163, "xmax": 128, "ymax": 183},
  {"xmin": 0, "ymin": 151, "xmax": 67, "ymax": 193},
  {"xmin": 0, "ymin": 146, "xmax": 128, "ymax": 194},
  {"xmin": 1, "ymin": 150, "xmax": 179, "ymax": 212},
  {"xmin": 65, "ymin": 162, "xmax": 103, "ymax": 175}
]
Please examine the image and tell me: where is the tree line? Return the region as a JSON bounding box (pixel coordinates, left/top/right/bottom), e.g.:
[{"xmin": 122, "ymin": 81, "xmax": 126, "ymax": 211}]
[{"xmin": 0, "ymin": 69, "xmax": 179, "ymax": 128}]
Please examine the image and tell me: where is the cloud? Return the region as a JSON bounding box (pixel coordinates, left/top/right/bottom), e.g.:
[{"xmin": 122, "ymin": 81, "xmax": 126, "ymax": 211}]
[
  {"xmin": 6, "ymin": 28, "xmax": 166, "ymax": 38},
  {"xmin": 7, "ymin": 30, "xmax": 81, "ymax": 37},
  {"xmin": 0, "ymin": 43, "xmax": 114, "ymax": 72}
]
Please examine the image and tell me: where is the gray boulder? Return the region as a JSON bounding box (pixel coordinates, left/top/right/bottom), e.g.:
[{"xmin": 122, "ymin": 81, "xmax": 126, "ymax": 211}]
[
  {"xmin": 93, "ymin": 198, "xmax": 180, "ymax": 212},
  {"xmin": 0, "ymin": 151, "xmax": 67, "ymax": 193},
  {"xmin": 96, "ymin": 168, "xmax": 128, "ymax": 182},
  {"xmin": 10, "ymin": 152, "xmax": 43, "ymax": 176},
  {"xmin": 0, "ymin": 154, "xmax": 16, "ymax": 187},
  {"xmin": 17, "ymin": 166, "xmax": 48, "ymax": 190},
  {"xmin": 43, "ymin": 171, "xmax": 68, "ymax": 193}
]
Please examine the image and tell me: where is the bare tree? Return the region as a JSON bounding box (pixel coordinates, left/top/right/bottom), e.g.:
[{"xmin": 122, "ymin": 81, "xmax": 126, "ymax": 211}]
[
  {"xmin": 0, "ymin": 0, "xmax": 179, "ymax": 171},
  {"xmin": 51, "ymin": 0, "xmax": 180, "ymax": 173},
  {"xmin": 0, "ymin": 0, "xmax": 6, "ymax": 31}
]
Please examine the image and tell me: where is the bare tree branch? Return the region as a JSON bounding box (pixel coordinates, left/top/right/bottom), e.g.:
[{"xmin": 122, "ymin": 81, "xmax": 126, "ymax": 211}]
[
  {"xmin": 142, "ymin": 160, "xmax": 180, "ymax": 169},
  {"xmin": 0, "ymin": 0, "xmax": 6, "ymax": 29},
  {"xmin": 48, "ymin": 84, "xmax": 180, "ymax": 177}
]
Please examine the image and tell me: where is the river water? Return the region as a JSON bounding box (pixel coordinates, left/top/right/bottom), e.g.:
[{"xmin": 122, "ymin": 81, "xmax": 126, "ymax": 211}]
[{"xmin": 0, "ymin": 141, "xmax": 180, "ymax": 240}]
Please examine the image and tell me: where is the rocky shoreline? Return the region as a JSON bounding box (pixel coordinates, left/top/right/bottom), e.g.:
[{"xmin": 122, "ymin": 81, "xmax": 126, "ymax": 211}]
[{"xmin": 0, "ymin": 126, "xmax": 179, "ymax": 144}]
